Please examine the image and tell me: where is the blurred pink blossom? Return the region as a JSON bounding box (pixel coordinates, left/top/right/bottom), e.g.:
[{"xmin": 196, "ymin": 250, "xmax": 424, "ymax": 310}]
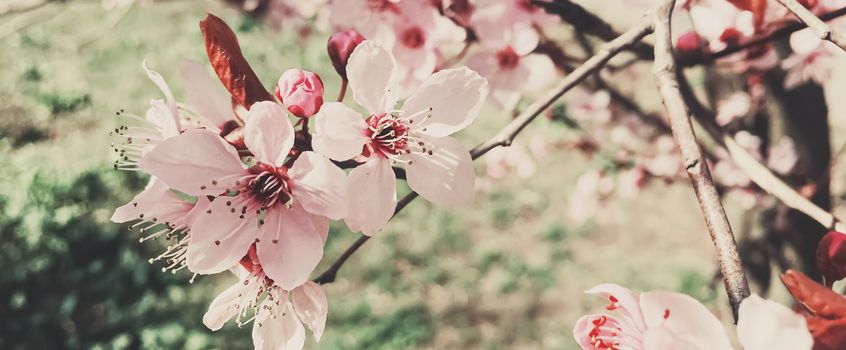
[
  {"xmin": 767, "ymin": 137, "xmax": 799, "ymax": 175},
  {"xmin": 715, "ymin": 92, "xmax": 752, "ymax": 126}
]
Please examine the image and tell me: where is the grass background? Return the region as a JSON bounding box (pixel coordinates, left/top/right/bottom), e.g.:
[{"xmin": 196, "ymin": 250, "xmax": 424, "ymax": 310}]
[{"xmin": 4, "ymin": 0, "xmax": 845, "ymax": 349}]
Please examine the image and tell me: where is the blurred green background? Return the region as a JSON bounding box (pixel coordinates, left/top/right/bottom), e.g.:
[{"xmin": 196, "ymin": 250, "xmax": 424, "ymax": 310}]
[{"xmin": 0, "ymin": 1, "xmax": 786, "ymax": 349}]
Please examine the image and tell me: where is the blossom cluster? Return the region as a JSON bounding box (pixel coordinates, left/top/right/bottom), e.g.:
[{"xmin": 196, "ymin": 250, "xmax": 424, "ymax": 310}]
[{"xmin": 111, "ymin": 13, "xmax": 487, "ymax": 349}]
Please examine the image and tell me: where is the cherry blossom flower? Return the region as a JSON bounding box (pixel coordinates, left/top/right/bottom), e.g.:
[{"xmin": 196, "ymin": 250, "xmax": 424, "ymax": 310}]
[
  {"xmin": 311, "ymin": 40, "xmax": 487, "ymax": 235},
  {"xmin": 782, "ymin": 21, "xmax": 846, "ymax": 89},
  {"xmin": 139, "ymin": 100, "xmax": 347, "ymax": 289},
  {"xmin": 689, "ymin": 0, "xmax": 755, "ymax": 52},
  {"xmin": 329, "ymin": 0, "xmax": 402, "ymax": 50},
  {"xmin": 484, "ymin": 141, "xmax": 537, "ymax": 180},
  {"xmin": 569, "ymin": 171, "xmax": 614, "ymax": 225},
  {"xmin": 565, "ymin": 89, "xmax": 613, "ymax": 124},
  {"xmin": 573, "ymin": 284, "xmax": 812, "ymax": 350},
  {"xmin": 643, "ymin": 136, "xmax": 681, "ymax": 178},
  {"xmin": 204, "ymin": 247, "xmax": 328, "ymax": 350},
  {"xmin": 465, "ymin": 27, "xmax": 556, "ymax": 110}
]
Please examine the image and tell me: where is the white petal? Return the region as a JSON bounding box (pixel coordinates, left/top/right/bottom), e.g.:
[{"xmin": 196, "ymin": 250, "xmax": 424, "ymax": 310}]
[
  {"xmin": 244, "ymin": 101, "xmax": 295, "ymax": 166},
  {"xmin": 180, "ymin": 59, "xmax": 233, "ymax": 129},
  {"xmin": 406, "ymin": 136, "xmax": 475, "ymax": 206},
  {"xmin": 344, "ymin": 157, "xmax": 397, "ymax": 235},
  {"xmin": 311, "ymin": 102, "xmax": 368, "ymax": 161},
  {"xmin": 203, "ymin": 281, "xmax": 245, "ymax": 331},
  {"xmin": 292, "ymin": 281, "xmax": 329, "ymax": 341},
  {"xmin": 138, "ymin": 129, "xmax": 245, "ymax": 196},
  {"xmin": 143, "ymin": 60, "xmax": 179, "ymax": 127},
  {"xmin": 404, "ymin": 67, "xmax": 488, "ymax": 137},
  {"xmin": 288, "ymin": 151, "xmax": 348, "ymax": 220},
  {"xmin": 256, "ymin": 205, "xmax": 325, "ymax": 290},
  {"xmin": 252, "ymin": 301, "xmax": 306, "ymax": 350},
  {"xmin": 736, "ymin": 294, "xmax": 813, "ymax": 350},
  {"xmin": 640, "ymin": 291, "xmax": 733, "ymax": 349},
  {"xmin": 521, "ymin": 54, "xmax": 557, "ymax": 92},
  {"xmin": 347, "ymin": 40, "xmax": 400, "ymax": 114}
]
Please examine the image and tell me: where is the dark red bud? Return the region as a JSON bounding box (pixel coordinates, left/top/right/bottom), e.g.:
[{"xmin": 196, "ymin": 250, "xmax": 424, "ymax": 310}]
[
  {"xmin": 818, "ymin": 231, "xmax": 846, "ymax": 287},
  {"xmin": 327, "ymin": 30, "xmax": 366, "ymax": 80}
]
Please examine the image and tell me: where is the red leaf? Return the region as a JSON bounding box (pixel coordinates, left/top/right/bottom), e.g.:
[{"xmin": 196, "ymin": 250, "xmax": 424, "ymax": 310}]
[
  {"xmin": 726, "ymin": 0, "xmax": 768, "ymax": 29},
  {"xmin": 781, "ymin": 270, "xmax": 846, "ymax": 318},
  {"xmin": 199, "ymin": 13, "xmax": 274, "ymax": 110},
  {"xmin": 817, "ymin": 231, "xmax": 846, "ymax": 286},
  {"xmin": 807, "ymin": 317, "xmax": 846, "ymax": 350}
]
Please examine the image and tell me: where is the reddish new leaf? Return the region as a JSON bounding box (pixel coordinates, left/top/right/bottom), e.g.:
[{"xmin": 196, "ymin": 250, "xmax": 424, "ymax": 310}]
[
  {"xmin": 807, "ymin": 317, "xmax": 846, "ymax": 350},
  {"xmin": 818, "ymin": 231, "xmax": 846, "ymax": 286},
  {"xmin": 726, "ymin": 0, "xmax": 768, "ymax": 29},
  {"xmin": 199, "ymin": 13, "xmax": 274, "ymax": 110},
  {"xmin": 781, "ymin": 269, "xmax": 846, "ymax": 318}
]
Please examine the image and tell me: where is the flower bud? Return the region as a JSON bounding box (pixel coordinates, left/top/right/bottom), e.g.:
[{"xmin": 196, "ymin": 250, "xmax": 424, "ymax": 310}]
[
  {"xmin": 817, "ymin": 231, "xmax": 846, "ymax": 287},
  {"xmin": 676, "ymin": 31, "xmax": 705, "ymax": 54},
  {"xmin": 276, "ymin": 69, "xmax": 324, "ymax": 118},
  {"xmin": 327, "ymin": 30, "xmax": 366, "ymax": 80}
]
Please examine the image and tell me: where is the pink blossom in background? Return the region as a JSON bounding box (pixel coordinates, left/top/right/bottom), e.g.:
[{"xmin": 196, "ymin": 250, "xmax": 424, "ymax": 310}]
[
  {"xmin": 573, "ymin": 284, "xmax": 812, "ymax": 350},
  {"xmin": 689, "ymin": 0, "xmax": 755, "ymax": 52},
  {"xmin": 767, "ymin": 137, "xmax": 798, "ymax": 175},
  {"xmin": 484, "ymin": 142, "xmax": 537, "ymax": 180},
  {"xmin": 329, "ymin": 0, "xmax": 400, "ymax": 49},
  {"xmin": 203, "ymin": 253, "xmax": 328, "ymax": 350},
  {"xmin": 617, "ymin": 167, "xmax": 648, "ymax": 198},
  {"xmin": 470, "ymin": 0, "xmax": 557, "ymax": 46},
  {"xmin": 715, "ymin": 92, "xmax": 752, "ymax": 126},
  {"xmin": 782, "ymin": 22, "xmax": 846, "ymax": 89},
  {"xmin": 565, "ymin": 89, "xmax": 613, "ymax": 124},
  {"xmin": 276, "ymin": 69, "xmax": 324, "ymax": 118},
  {"xmin": 643, "ymin": 136, "xmax": 681, "ymax": 178},
  {"xmin": 569, "ymin": 171, "xmax": 614, "ymax": 225},
  {"xmin": 139, "ymin": 101, "xmax": 347, "ymax": 290},
  {"xmin": 311, "ymin": 41, "xmax": 488, "ymax": 235},
  {"xmin": 465, "ymin": 25, "xmax": 556, "ymax": 110}
]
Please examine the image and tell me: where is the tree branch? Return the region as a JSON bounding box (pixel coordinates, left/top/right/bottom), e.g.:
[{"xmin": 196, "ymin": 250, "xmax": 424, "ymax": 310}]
[
  {"xmin": 315, "ymin": 12, "xmax": 658, "ymax": 285},
  {"xmin": 676, "ymin": 66, "xmax": 846, "ymax": 234},
  {"xmin": 652, "ymin": 0, "xmax": 750, "ymax": 321},
  {"xmin": 776, "ymin": 0, "xmax": 846, "ymax": 53}
]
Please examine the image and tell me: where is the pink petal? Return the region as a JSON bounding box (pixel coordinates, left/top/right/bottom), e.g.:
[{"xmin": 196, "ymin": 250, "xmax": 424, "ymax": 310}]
[
  {"xmin": 311, "ymin": 102, "xmax": 368, "ymax": 161},
  {"xmin": 186, "ymin": 196, "xmax": 260, "ymax": 275},
  {"xmin": 585, "ymin": 283, "xmax": 647, "ymax": 333},
  {"xmin": 639, "ymin": 291, "xmax": 732, "ymax": 349},
  {"xmin": 572, "ymin": 314, "xmax": 627, "ymax": 350},
  {"xmin": 508, "ymin": 24, "xmax": 540, "ymax": 56},
  {"xmin": 203, "ymin": 281, "xmax": 245, "ymax": 331},
  {"xmin": 252, "ymin": 300, "xmax": 305, "ymax": 350},
  {"xmin": 344, "ymin": 157, "xmax": 397, "ymax": 236},
  {"xmin": 406, "ymin": 136, "xmax": 475, "ymax": 206},
  {"xmin": 111, "ymin": 178, "xmax": 191, "ymax": 224},
  {"xmin": 347, "ymin": 40, "xmax": 400, "ymax": 114},
  {"xmin": 244, "ymin": 101, "xmax": 295, "ymax": 166},
  {"xmin": 145, "ymin": 99, "xmax": 179, "ymax": 138},
  {"xmin": 139, "ymin": 129, "xmax": 245, "ymax": 196},
  {"xmin": 143, "ymin": 60, "xmax": 179, "ymax": 128},
  {"xmin": 256, "ymin": 205, "xmax": 325, "ymax": 290},
  {"xmin": 292, "ymin": 281, "xmax": 329, "ymax": 341},
  {"xmin": 736, "ymin": 294, "xmax": 813, "ymax": 350},
  {"xmin": 522, "ymin": 54, "xmax": 557, "ymax": 92},
  {"xmin": 180, "ymin": 59, "xmax": 233, "ymax": 129},
  {"xmin": 404, "ymin": 67, "xmax": 488, "ymax": 138},
  {"xmin": 288, "ymin": 151, "xmax": 348, "ymax": 220}
]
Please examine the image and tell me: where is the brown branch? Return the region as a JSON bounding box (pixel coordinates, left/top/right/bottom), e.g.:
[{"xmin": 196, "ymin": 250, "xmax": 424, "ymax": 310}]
[
  {"xmin": 652, "ymin": 0, "xmax": 750, "ymax": 321},
  {"xmin": 776, "ymin": 0, "xmax": 846, "ymax": 52},
  {"xmin": 315, "ymin": 12, "xmax": 658, "ymax": 285}
]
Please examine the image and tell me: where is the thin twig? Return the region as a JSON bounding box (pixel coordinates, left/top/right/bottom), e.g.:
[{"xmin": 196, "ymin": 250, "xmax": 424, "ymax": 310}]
[
  {"xmin": 652, "ymin": 0, "xmax": 750, "ymax": 321},
  {"xmin": 314, "ymin": 11, "xmax": 658, "ymax": 285},
  {"xmin": 776, "ymin": 0, "xmax": 846, "ymax": 52}
]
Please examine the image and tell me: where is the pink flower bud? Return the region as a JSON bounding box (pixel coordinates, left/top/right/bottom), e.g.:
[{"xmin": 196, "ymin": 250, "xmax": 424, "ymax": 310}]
[
  {"xmin": 275, "ymin": 69, "xmax": 324, "ymax": 118},
  {"xmin": 817, "ymin": 231, "xmax": 846, "ymax": 287},
  {"xmin": 327, "ymin": 30, "xmax": 366, "ymax": 80},
  {"xmin": 676, "ymin": 31, "xmax": 705, "ymax": 54}
]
